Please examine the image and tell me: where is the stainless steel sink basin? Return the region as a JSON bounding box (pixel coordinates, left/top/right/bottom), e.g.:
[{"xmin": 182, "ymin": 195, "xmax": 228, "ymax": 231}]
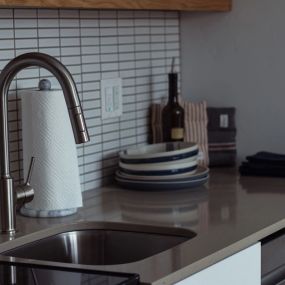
[{"xmin": 3, "ymin": 222, "xmax": 196, "ymax": 266}]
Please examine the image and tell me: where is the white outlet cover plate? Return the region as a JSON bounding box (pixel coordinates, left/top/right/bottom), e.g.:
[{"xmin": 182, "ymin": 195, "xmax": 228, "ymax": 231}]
[{"xmin": 101, "ymin": 78, "xmax": 123, "ymax": 120}]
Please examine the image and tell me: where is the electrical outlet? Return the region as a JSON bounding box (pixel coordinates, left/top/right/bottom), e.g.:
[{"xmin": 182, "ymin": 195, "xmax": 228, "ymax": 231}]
[{"xmin": 101, "ymin": 78, "xmax": 123, "ymax": 119}]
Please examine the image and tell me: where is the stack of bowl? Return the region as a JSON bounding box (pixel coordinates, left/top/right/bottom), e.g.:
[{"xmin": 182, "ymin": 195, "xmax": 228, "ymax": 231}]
[{"xmin": 116, "ymin": 142, "xmax": 209, "ymax": 191}]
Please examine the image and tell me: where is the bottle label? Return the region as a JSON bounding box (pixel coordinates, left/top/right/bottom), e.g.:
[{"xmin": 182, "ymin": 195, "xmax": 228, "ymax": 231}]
[{"xmin": 171, "ymin": 128, "xmax": 184, "ymax": 140}]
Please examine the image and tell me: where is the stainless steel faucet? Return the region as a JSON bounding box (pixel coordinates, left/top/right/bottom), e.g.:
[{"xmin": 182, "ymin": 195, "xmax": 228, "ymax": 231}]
[{"xmin": 0, "ymin": 52, "xmax": 90, "ymax": 234}]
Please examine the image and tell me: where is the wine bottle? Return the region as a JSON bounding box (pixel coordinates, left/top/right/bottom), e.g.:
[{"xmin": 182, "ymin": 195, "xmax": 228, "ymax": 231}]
[{"xmin": 162, "ymin": 71, "xmax": 185, "ymax": 142}]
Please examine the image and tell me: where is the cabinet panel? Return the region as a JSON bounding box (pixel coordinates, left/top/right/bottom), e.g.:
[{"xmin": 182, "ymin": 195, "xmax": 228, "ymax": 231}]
[
  {"xmin": 176, "ymin": 243, "xmax": 261, "ymax": 285},
  {"xmin": 0, "ymin": 0, "xmax": 232, "ymax": 11}
]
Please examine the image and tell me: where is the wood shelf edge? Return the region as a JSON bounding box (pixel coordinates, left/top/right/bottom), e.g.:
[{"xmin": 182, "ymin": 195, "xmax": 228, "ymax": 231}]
[{"xmin": 0, "ymin": 0, "xmax": 232, "ymax": 12}]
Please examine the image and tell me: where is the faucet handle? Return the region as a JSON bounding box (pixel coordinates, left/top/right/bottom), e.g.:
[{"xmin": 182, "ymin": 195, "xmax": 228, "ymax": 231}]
[
  {"xmin": 16, "ymin": 157, "xmax": 35, "ymax": 208},
  {"xmin": 25, "ymin": 156, "xmax": 35, "ymax": 186}
]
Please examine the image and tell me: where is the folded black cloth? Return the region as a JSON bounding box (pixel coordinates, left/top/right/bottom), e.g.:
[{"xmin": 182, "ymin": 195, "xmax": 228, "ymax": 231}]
[
  {"xmin": 207, "ymin": 107, "xmax": 236, "ymax": 131},
  {"xmin": 207, "ymin": 107, "xmax": 237, "ymax": 167},
  {"xmin": 239, "ymin": 151, "xmax": 285, "ymax": 177},
  {"xmin": 246, "ymin": 151, "xmax": 285, "ymax": 166},
  {"xmin": 239, "ymin": 163, "xmax": 285, "ymax": 177},
  {"xmin": 208, "ymin": 130, "xmax": 237, "ymax": 144},
  {"xmin": 210, "ymin": 150, "xmax": 237, "ymax": 167},
  {"xmin": 241, "ymin": 161, "xmax": 285, "ymax": 170}
]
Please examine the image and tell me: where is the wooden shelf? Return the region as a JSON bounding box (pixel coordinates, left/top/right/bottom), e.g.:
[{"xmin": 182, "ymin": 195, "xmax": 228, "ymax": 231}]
[{"xmin": 0, "ymin": 0, "xmax": 232, "ymax": 12}]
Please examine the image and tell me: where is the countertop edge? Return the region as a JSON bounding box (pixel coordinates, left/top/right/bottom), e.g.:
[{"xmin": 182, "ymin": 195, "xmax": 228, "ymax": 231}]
[{"xmin": 154, "ymin": 219, "xmax": 285, "ymax": 284}]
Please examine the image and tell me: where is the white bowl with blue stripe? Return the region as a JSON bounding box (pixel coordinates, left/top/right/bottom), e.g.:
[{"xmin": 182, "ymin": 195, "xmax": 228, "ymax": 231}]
[
  {"xmin": 116, "ymin": 165, "xmax": 209, "ymax": 181},
  {"xmin": 119, "ymin": 158, "xmax": 198, "ymax": 176},
  {"xmin": 119, "ymin": 142, "xmax": 198, "ymax": 164}
]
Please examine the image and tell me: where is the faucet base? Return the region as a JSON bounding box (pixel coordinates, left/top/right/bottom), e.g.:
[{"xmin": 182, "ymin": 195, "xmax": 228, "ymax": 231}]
[{"xmin": 0, "ymin": 177, "xmax": 16, "ymax": 234}]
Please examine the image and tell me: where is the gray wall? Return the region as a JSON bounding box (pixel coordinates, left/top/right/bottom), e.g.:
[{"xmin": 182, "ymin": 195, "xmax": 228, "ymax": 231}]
[{"xmin": 180, "ymin": 0, "xmax": 285, "ymax": 161}]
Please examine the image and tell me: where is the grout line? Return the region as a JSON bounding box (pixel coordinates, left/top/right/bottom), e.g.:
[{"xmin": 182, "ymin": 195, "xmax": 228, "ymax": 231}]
[
  {"xmin": 115, "ymin": 10, "xmax": 122, "ymax": 156},
  {"xmin": 79, "ymin": 9, "xmax": 87, "ymax": 189},
  {"xmin": 11, "ymin": 8, "xmax": 22, "ymax": 183},
  {"xmin": 133, "ymin": 10, "xmax": 138, "ymax": 145},
  {"xmin": 96, "ymin": 9, "xmax": 104, "ymax": 185}
]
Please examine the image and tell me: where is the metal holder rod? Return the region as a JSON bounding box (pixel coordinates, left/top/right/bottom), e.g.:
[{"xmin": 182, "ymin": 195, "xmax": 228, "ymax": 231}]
[{"xmin": 25, "ymin": 157, "xmax": 35, "ymax": 185}]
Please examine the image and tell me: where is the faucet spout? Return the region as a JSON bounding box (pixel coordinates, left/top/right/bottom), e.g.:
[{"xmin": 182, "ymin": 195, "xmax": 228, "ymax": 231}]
[{"xmin": 0, "ymin": 52, "xmax": 90, "ymax": 233}]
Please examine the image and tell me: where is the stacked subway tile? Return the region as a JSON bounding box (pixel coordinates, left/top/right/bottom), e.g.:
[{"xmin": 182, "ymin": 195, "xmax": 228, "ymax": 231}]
[
  {"xmin": 0, "ymin": 8, "xmax": 181, "ymax": 190},
  {"xmin": 207, "ymin": 108, "xmax": 237, "ymax": 167}
]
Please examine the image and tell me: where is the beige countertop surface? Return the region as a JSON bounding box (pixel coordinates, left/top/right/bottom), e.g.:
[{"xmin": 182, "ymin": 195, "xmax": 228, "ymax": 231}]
[{"xmin": 0, "ymin": 168, "xmax": 285, "ymax": 284}]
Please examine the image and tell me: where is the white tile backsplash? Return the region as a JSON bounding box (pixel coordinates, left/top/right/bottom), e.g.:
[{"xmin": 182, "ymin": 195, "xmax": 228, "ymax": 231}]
[
  {"xmin": 2, "ymin": 8, "xmax": 180, "ymax": 191},
  {"xmin": 0, "ymin": 18, "xmax": 13, "ymax": 28}
]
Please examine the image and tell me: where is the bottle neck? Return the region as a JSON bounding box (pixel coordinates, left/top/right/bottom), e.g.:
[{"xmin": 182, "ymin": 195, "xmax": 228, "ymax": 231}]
[{"xmin": 168, "ymin": 73, "xmax": 178, "ymax": 104}]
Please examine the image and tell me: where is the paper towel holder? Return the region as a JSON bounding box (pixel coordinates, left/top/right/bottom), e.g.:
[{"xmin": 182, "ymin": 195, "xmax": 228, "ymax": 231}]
[
  {"xmin": 0, "ymin": 52, "xmax": 90, "ymax": 234},
  {"xmin": 38, "ymin": 78, "xmax": 51, "ymax": 91}
]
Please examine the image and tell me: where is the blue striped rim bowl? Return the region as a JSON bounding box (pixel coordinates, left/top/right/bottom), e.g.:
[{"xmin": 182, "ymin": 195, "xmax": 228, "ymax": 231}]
[
  {"xmin": 119, "ymin": 159, "xmax": 198, "ymax": 176},
  {"xmin": 119, "ymin": 142, "xmax": 199, "ymax": 164},
  {"xmin": 115, "ymin": 175, "xmax": 209, "ymax": 191},
  {"xmin": 116, "ymin": 165, "xmax": 209, "ymax": 181}
]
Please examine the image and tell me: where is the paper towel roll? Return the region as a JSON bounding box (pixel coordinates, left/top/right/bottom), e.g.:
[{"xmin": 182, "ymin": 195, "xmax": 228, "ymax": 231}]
[{"xmin": 20, "ymin": 89, "xmax": 83, "ymax": 217}]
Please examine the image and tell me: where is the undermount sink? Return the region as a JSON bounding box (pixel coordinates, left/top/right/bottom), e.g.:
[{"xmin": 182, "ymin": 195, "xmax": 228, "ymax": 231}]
[{"xmin": 3, "ymin": 222, "xmax": 196, "ymax": 266}]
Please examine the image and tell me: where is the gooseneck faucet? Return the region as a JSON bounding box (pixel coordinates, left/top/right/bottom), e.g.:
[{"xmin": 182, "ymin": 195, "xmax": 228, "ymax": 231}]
[{"xmin": 0, "ymin": 52, "xmax": 90, "ymax": 234}]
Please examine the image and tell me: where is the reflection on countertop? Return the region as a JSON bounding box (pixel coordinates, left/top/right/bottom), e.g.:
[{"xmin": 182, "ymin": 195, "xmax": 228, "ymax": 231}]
[
  {"xmin": 1, "ymin": 168, "xmax": 285, "ymax": 284},
  {"xmin": 240, "ymin": 174, "xmax": 285, "ymax": 194},
  {"xmin": 117, "ymin": 186, "xmax": 209, "ymax": 231},
  {"xmin": 208, "ymin": 170, "xmax": 238, "ymax": 226}
]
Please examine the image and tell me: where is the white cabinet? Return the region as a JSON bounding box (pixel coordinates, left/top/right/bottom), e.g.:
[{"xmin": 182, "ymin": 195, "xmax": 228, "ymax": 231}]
[{"xmin": 175, "ymin": 243, "xmax": 261, "ymax": 285}]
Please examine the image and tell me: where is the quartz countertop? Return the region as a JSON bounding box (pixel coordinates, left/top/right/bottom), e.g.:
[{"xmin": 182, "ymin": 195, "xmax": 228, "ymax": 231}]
[{"xmin": 0, "ymin": 168, "xmax": 285, "ymax": 284}]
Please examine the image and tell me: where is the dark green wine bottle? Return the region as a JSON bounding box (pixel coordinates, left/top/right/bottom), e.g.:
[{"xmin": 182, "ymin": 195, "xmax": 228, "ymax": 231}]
[{"xmin": 162, "ymin": 73, "xmax": 185, "ymax": 142}]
